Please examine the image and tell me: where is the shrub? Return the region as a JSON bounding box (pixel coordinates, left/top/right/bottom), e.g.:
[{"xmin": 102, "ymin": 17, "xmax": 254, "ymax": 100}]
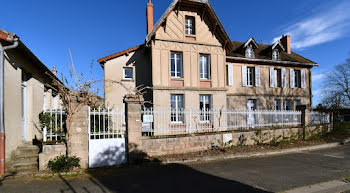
[{"xmin": 47, "ymin": 155, "xmax": 80, "ymax": 173}]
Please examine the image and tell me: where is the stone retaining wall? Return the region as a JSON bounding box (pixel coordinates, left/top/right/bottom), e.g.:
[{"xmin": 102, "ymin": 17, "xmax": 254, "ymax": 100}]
[
  {"xmin": 142, "ymin": 124, "xmax": 331, "ymax": 157},
  {"xmin": 39, "ymin": 144, "xmax": 66, "ymax": 171}
]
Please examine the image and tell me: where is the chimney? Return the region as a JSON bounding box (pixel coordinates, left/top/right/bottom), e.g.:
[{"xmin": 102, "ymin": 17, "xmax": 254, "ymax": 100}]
[
  {"xmin": 147, "ymin": 0, "xmax": 154, "ymax": 34},
  {"xmin": 52, "ymin": 66, "xmax": 57, "ymax": 76},
  {"xmin": 281, "ymin": 34, "xmax": 291, "ymax": 54}
]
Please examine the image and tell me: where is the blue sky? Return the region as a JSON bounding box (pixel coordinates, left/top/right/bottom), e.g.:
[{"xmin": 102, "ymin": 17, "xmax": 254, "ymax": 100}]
[{"xmin": 1, "ymin": 0, "xmax": 350, "ymax": 105}]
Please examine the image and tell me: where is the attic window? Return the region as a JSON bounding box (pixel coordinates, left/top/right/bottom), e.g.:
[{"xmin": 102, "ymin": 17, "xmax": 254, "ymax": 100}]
[
  {"xmin": 272, "ymin": 50, "xmax": 280, "ymax": 60},
  {"xmin": 245, "ymin": 46, "xmax": 254, "ymax": 58},
  {"xmin": 185, "ymin": 16, "xmax": 195, "ymax": 35}
]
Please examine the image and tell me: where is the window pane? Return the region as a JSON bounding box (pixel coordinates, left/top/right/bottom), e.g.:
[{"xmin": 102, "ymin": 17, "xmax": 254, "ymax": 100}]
[
  {"xmin": 176, "ymin": 54, "xmax": 182, "ymax": 77},
  {"xmin": 124, "ymin": 68, "xmax": 133, "ymax": 79},
  {"xmin": 171, "ymin": 53, "xmax": 175, "ymax": 77}
]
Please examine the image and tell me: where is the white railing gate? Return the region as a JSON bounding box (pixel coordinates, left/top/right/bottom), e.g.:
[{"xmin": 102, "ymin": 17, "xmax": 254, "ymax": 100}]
[{"xmin": 88, "ymin": 107, "xmax": 126, "ymax": 168}]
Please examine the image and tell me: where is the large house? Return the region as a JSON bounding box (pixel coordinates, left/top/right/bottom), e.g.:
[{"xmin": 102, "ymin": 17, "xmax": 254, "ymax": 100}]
[
  {"xmin": 0, "ymin": 29, "xmax": 60, "ymax": 173},
  {"xmin": 98, "ymin": 0, "xmax": 317, "ymax": 115}
]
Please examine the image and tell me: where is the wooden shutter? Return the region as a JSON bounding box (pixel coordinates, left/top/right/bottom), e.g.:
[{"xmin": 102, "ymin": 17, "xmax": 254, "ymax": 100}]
[
  {"xmin": 270, "ymin": 67, "xmax": 275, "ymax": 88},
  {"xmin": 282, "ymin": 68, "xmax": 286, "ymax": 88},
  {"xmin": 301, "ymin": 69, "xmax": 306, "ymax": 88},
  {"xmin": 255, "ymin": 67, "xmax": 260, "ymax": 87},
  {"xmin": 228, "ymin": 64, "xmax": 234, "ymax": 86},
  {"xmin": 290, "ymin": 69, "xmax": 295, "ymax": 88},
  {"xmin": 242, "ymin": 66, "xmax": 247, "ymax": 87}
]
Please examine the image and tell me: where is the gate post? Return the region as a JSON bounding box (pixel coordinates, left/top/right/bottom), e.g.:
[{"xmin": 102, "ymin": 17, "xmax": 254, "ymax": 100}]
[
  {"xmin": 296, "ymin": 105, "xmax": 310, "ymax": 139},
  {"xmin": 124, "ymin": 94, "xmax": 144, "ymax": 164}
]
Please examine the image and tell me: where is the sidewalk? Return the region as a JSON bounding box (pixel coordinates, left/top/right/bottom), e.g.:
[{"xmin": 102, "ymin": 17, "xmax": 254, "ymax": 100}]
[{"xmin": 284, "ymin": 180, "xmax": 350, "ymax": 193}]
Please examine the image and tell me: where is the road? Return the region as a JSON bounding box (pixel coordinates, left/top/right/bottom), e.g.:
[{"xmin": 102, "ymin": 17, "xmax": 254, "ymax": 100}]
[{"xmin": 0, "ymin": 144, "xmax": 349, "ymax": 193}]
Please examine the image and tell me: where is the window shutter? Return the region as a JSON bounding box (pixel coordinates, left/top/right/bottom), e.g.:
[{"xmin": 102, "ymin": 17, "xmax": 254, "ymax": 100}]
[
  {"xmin": 228, "ymin": 64, "xmax": 234, "ymax": 86},
  {"xmin": 255, "ymin": 67, "xmax": 260, "ymax": 87},
  {"xmin": 282, "ymin": 68, "xmax": 286, "ymax": 88},
  {"xmin": 270, "ymin": 67, "xmax": 275, "ymax": 88},
  {"xmin": 290, "ymin": 69, "xmax": 295, "ymax": 88},
  {"xmin": 242, "ymin": 66, "xmax": 247, "ymax": 87},
  {"xmin": 301, "ymin": 69, "xmax": 306, "ymax": 88}
]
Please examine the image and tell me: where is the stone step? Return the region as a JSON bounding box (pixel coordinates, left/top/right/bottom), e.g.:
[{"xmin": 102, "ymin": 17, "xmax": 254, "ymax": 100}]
[
  {"xmin": 10, "ymin": 162, "xmax": 38, "ymax": 172},
  {"xmin": 14, "ymin": 153, "xmax": 39, "ymax": 162},
  {"xmin": 15, "ymin": 146, "xmax": 39, "ymax": 155}
]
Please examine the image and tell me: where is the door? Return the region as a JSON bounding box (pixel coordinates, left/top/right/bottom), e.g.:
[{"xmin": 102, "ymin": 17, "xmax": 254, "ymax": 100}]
[
  {"xmin": 21, "ymin": 74, "xmax": 27, "ymax": 141},
  {"xmin": 247, "ymin": 99, "xmax": 256, "ymax": 125}
]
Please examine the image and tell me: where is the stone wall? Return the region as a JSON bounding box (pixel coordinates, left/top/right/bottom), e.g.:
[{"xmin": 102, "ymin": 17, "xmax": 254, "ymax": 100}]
[
  {"xmin": 142, "ymin": 124, "xmax": 331, "ymax": 157},
  {"xmin": 39, "ymin": 144, "xmax": 66, "ymax": 171}
]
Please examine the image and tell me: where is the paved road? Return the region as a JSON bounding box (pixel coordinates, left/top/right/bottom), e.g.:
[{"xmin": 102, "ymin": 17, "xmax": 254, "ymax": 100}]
[{"xmin": 1, "ymin": 144, "xmax": 349, "ymax": 193}]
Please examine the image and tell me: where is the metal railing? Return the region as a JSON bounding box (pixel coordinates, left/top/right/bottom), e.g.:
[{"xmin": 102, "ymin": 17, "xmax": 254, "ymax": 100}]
[
  {"xmin": 89, "ymin": 107, "xmax": 125, "ymax": 140},
  {"xmin": 42, "ymin": 109, "xmax": 66, "ymax": 142},
  {"xmin": 309, "ymin": 111, "xmax": 330, "ymax": 125},
  {"xmin": 142, "ymin": 108, "xmax": 302, "ymax": 136}
]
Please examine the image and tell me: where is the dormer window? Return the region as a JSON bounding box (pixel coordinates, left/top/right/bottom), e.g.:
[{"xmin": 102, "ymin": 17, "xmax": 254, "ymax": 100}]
[
  {"xmin": 245, "ymin": 46, "xmax": 254, "ymax": 58},
  {"xmin": 272, "ymin": 50, "xmax": 280, "ymax": 60},
  {"xmin": 185, "ymin": 16, "xmax": 195, "ymax": 35}
]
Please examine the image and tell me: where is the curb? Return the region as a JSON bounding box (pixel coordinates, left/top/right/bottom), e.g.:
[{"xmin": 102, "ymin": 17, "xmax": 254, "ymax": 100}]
[{"xmin": 163, "ymin": 141, "xmax": 349, "ymax": 164}]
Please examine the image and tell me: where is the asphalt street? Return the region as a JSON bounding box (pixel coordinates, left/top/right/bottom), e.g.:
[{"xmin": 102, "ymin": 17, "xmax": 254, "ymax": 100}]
[{"xmin": 0, "ymin": 144, "xmax": 349, "ymax": 193}]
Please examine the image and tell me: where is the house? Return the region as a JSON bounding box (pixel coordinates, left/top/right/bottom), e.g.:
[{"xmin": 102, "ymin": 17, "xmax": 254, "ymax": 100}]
[
  {"xmin": 0, "ymin": 29, "xmax": 60, "ymax": 174},
  {"xmin": 98, "ymin": 0, "xmax": 317, "ymax": 117}
]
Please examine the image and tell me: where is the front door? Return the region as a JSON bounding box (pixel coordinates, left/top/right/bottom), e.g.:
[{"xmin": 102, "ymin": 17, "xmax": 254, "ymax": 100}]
[{"xmin": 21, "ymin": 74, "xmax": 27, "ymax": 141}]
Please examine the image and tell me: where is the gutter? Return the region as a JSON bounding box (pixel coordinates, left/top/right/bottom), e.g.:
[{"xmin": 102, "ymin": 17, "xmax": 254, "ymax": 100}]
[
  {"xmin": 0, "ymin": 37, "xmax": 19, "ymax": 175},
  {"xmin": 226, "ymin": 56, "xmax": 319, "ymax": 67}
]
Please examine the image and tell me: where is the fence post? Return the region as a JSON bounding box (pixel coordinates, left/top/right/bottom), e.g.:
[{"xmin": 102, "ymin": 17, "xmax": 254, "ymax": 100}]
[
  {"xmin": 124, "ymin": 94, "xmax": 144, "ymax": 164},
  {"xmin": 296, "ymin": 105, "xmax": 310, "ymax": 139}
]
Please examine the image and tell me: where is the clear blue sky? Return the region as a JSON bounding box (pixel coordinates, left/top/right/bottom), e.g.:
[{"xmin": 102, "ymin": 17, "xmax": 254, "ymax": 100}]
[{"xmin": 1, "ymin": 0, "xmax": 350, "ymax": 105}]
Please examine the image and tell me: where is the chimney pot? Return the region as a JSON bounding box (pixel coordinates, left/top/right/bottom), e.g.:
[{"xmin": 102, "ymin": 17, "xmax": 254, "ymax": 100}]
[
  {"xmin": 52, "ymin": 66, "xmax": 57, "ymax": 76},
  {"xmin": 147, "ymin": 0, "xmax": 154, "ymax": 34}
]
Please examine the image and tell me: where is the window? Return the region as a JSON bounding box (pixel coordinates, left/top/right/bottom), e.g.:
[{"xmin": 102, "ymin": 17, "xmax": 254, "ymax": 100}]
[
  {"xmin": 200, "ymin": 95, "xmax": 212, "ymax": 122},
  {"xmin": 294, "ymin": 70, "xmax": 301, "ymax": 88},
  {"xmin": 200, "ymin": 54, "xmax": 210, "ymax": 79},
  {"xmin": 245, "ymin": 46, "xmax": 254, "ymax": 58},
  {"xmin": 294, "ymin": 100, "xmax": 301, "ymax": 110},
  {"xmin": 247, "ymin": 99, "xmax": 257, "ymax": 111},
  {"xmin": 171, "ymin": 52, "xmax": 183, "ymax": 78},
  {"xmin": 171, "ymin": 94, "xmax": 184, "ymax": 123},
  {"xmin": 247, "ymin": 67, "xmax": 255, "ymax": 86},
  {"xmin": 275, "ymin": 99, "xmax": 282, "ymax": 110},
  {"xmin": 274, "ymin": 69, "xmax": 282, "ymax": 88},
  {"xmin": 123, "ymin": 67, "xmax": 133, "ymax": 80},
  {"xmin": 272, "ymin": 50, "xmax": 279, "ymax": 60},
  {"xmin": 185, "ymin": 16, "xmax": 195, "ymax": 35},
  {"xmin": 284, "ymin": 100, "xmax": 293, "ymax": 111}
]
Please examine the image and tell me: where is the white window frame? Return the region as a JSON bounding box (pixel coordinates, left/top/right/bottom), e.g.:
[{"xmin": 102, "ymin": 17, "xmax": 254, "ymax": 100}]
[
  {"xmin": 275, "ymin": 99, "xmax": 282, "ymax": 111},
  {"xmin": 294, "ymin": 70, "xmax": 301, "ymax": 88},
  {"xmin": 171, "ymin": 94, "xmax": 184, "ymax": 123},
  {"xmin": 200, "ymin": 54, "xmax": 211, "ymax": 79},
  {"xmin": 247, "ymin": 67, "xmax": 255, "ymax": 86},
  {"xmin": 284, "ymin": 100, "xmax": 293, "ymax": 111},
  {"xmin": 274, "ymin": 68, "xmax": 282, "ymax": 88},
  {"xmin": 171, "ymin": 52, "xmax": 183, "ymax": 78},
  {"xmin": 185, "ymin": 16, "xmax": 195, "ymax": 35},
  {"xmin": 272, "ymin": 49, "xmax": 279, "ymax": 60},
  {"xmin": 123, "ymin": 67, "xmax": 133, "ymax": 80},
  {"xmin": 245, "ymin": 46, "xmax": 254, "ymax": 58},
  {"xmin": 199, "ymin": 95, "xmax": 212, "ymax": 123}
]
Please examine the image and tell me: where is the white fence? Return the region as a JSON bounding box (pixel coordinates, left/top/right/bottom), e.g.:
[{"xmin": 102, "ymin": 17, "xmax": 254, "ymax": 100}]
[
  {"xmin": 142, "ymin": 108, "xmax": 302, "ymax": 136},
  {"xmin": 89, "ymin": 107, "xmax": 125, "ymax": 140},
  {"xmin": 42, "ymin": 109, "xmax": 66, "ymax": 142},
  {"xmin": 309, "ymin": 111, "xmax": 330, "ymax": 125}
]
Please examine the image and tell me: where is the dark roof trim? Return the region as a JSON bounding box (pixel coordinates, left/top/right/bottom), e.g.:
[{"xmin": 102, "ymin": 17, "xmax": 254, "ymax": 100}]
[
  {"xmin": 145, "ymin": 0, "xmax": 234, "ymax": 51},
  {"xmin": 98, "ymin": 44, "xmax": 143, "ymax": 65},
  {"xmin": 226, "ymin": 56, "xmax": 319, "ymax": 67}
]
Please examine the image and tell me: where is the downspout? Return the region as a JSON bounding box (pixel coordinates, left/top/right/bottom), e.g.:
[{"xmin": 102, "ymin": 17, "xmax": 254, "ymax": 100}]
[{"xmin": 0, "ymin": 38, "xmax": 19, "ymax": 175}]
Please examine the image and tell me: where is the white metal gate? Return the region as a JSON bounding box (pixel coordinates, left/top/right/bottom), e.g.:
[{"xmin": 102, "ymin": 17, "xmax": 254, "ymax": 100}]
[{"xmin": 88, "ymin": 107, "xmax": 126, "ymax": 168}]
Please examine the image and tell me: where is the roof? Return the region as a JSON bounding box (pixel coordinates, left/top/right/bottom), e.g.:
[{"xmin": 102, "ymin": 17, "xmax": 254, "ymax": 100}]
[
  {"xmin": 228, "ymin": 41, "xmax": 318, "ymax": 66},
  {"xmin": 0, "ymin": 29, "xmax": 62, "ymax": 83},
  {"xmin": 97, "ymin": 44, "xmax": 144, "ymax": 64},
  {"xmin": 145, "ymin": 0, "xmax": 235, "ymax": 51}
]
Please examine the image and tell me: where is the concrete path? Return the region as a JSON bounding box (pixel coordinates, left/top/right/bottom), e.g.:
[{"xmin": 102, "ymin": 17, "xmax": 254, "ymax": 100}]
[
  {"xmin": 285, "ymin": 180, "xmax": 350, "ymax": 193},
  {"xmin": 0, "ymin": 143, "xmax": 349, "ymax": 193}
]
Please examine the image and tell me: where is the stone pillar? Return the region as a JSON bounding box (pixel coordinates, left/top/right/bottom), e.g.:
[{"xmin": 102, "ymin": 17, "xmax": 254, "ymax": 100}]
[
  {"xmin": 124, "ymin": 94, "xmax": 144, "ymax": 164},
  {"xmin": 68, "ymin": 105, "xmax": 89, "ymax": 168},
  {"xmin": 296, "ymin": 105, "xmax": 310, "ymax": 139}
]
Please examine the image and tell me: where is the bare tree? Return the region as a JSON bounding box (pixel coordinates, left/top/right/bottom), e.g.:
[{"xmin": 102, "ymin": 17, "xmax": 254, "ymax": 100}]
[
  {"xmin": 321, "ymin": 57, "xmax": 350, "ymax": 109},
  {"xmin": 46, "ymin": 49, "xmax": 146, "ymax": 155}
]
